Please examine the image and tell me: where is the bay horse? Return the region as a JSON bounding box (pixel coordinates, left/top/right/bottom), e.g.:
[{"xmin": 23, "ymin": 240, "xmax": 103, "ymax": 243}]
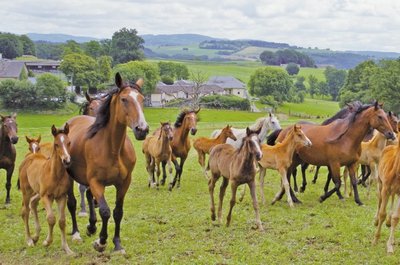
[
  {"xmin": 19, "ymin": 124, "xmax": 73, "ymax": 254},
  {"xmin": 373, "ymin": 123, "xmax": 400, "ymax": 254},
  {"xmin": 66, "ymin": 73, "xmax": 149, "ymax": 253},
  {"xmin": 0, "ymin": 113, "xmax": 18, "ymax": 204},
  {"xmin": 275, "ymin": 101, "xmax": 395, "ymax": 206},
  {"xmin": 211, "ymin": 113, "xmax": 281, "ymax": 148},
  {"xmin": 142, "ymin": 122, "xmax": 174, "ymax": 188},
  {"xmin": 193, "ymin": 124, "xmax": 237, "ymax": 179},
  {"xmin": 257, "ymin": 125, "xmax": 312, "ymax": 207},
  {"xmin": 155, "ymin": 109, "xmax": 199, "ymax": 191},
  {"xmin": 208, "ymin": 127, "xmax": 263, "ymax": 230}
]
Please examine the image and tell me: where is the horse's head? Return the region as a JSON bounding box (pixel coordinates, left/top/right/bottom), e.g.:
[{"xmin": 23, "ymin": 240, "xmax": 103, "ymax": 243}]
[
  {"xmin": 51, "ymin": 123, "xmax": 71, "ymax": 167},
  {"xmin": 84, "ymin": 92, "xmax": 103, "ymax": 117},
  {"xmin": 114, "ymin": 73, "xmax": 149, "ymax": 140},
  {"xmin": 387, "ymin": 111, "xmax": 399, "ymax": 133},
  {"xmin": 221, "ymin": 125, "xmax": 237, "ymax": 141},
  {"xmin": 25, "ymin": 135, "xmax": 41, "ymax": 154},
  {"xmin": 243, "ymin": 127, "xmax": 263, "ymax": 161},
  {"xmin": 1, "ymin": 113, "xmax": 18, "ymax": 144},
  {"xmin": 292, "ymin": 124, "xmax": 312, "ymax": 148},
  {"xmin": 184, "ymin": 108, "xmax": 200, "ymax": 135},
  {"xmin": 368, "ymin": 101, "xmax": 395, "ymax": 140},
  {"xmin": 266, "ymin": 112, "xmax": 281, "ymax": 131},
  {"xmin": 160, "ymin": 122, "xmax": 173, "ymax": 141}
]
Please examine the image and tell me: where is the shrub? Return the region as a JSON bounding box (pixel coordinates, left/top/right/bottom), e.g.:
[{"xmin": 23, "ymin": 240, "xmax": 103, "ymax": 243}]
[{"xmin": 200, "ymin": 95, "xmax": 250, "ymax": 110}]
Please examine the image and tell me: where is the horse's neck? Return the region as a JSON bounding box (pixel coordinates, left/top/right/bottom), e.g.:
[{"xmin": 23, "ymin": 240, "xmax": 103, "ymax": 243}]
[
  {"xmin": 0, "ymin": 128, "xmax": 11, "ymax": 157},
  {"xmin": 103, "ymin": 103, "xmax": 127, "ymax": 155},
  {"xmin": 236, "ymin": 146, "xmax": 256, "ymax": 173},
  {"xmin": 49, "ymin": 150, "xmax": 65, "ymax": 179},
  {"xmin": 345, "ymin": 114, "xmax": 373, "ymax": 150},
  {"xmin": 280, "ymin": 131, "xmax": 297, "ymax": 158},
  {"xmin": 371, "ymin": 132, "xmax": 387, "ymax": 150},
  {"xmin": 258, "ymin": 120, "xmax": 269, "ymax": 141},
  {"xmin": 174, "ymin": 126, "xmax": 189, "ymax": 144},
  {"xmin": 216, "ymin": 131, "xmax": 229, "ymax": 144},
  {"xmin": 159, "ymin": 133, "xmax": 171, "ymax": 152}
]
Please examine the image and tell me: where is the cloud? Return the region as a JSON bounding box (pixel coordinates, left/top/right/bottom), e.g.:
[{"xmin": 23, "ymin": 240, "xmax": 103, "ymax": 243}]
[{"xmin": 1, "ymin": 0, "xmax": 399, "ymax": 51}]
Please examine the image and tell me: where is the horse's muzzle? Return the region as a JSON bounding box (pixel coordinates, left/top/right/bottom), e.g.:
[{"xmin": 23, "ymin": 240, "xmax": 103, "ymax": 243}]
[
  {"xmin": 256, "ymin": 153, "xmax": 262, "ymax": 161},
  {"xmin": 134, "ymin": 125, "xmax": 149, "ymax": 140},
  {"xmin": 11, "ymin": 136, "xmax": 18, "ymax": 144},
  {"xmin": 385, "ymin": 131, "xmax": 396, "ymax": 141},
  {"xmin": 190, "ymin": 128, "xmax": 197, "ymax": 135},
  {"xmin": 62, "ymin": 159, "xmax": 71, "ymax": 168}
]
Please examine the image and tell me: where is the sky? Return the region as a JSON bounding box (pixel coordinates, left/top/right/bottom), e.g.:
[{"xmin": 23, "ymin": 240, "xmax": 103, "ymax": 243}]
[{"xmin": 1, "ymin": 0, "xmax": 400, "ymax": 52}]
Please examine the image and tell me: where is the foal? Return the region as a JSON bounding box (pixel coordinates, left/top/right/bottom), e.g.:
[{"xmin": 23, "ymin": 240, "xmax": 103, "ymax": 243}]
[
  {"xmin": 208, "ymin": 127, "xmax": 263, "ymax": 230},
  {"xmin": 193, "ymin": 125, "xmax": 237, "ymax": 179},
  {"xmin": 258, "ymin": 125, "xmax": 312, "ymax": 207},
  {"xmin": 373, "ymin": 124, "xmax": 400, "ymax": 254},
  {"xmin": 142, "ymin": 122, "xmax": 174, "ymax": 188},
  {"xmin": 25, "ymin": 135, "xmax": 41, "ymax": 154},
  {"xmin": 19, "ymin": 124, "xmax": 73, "ymax": 254}
]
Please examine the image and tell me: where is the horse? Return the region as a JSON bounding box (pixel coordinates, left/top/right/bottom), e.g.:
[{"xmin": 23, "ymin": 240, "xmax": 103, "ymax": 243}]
[
  {"xmin": 211, "ymin": 112, "xmax": 281, "ymax": 148},
  {"xmin": 142, "ymin": 122, "xmax": 174, "ymax": 188},
  {"xmin": 0, "ymin": 113, "xmax": 18, "ymax": 204},
  {"xmin": 154, "ymin": 109, "xmax": 200, "ymax": 191},
  {"xmin": 208, "ymin": 127, "xmax": 264, "ymax": 230},
  {"xmin": 274, "ymin": 101, "xmax": 395, "ymax": 206},
  {"xmin": 193, "ymin": 125, "xmax": 237, "ymax": 179},
  {"xmin": 25, "ymin": 135, "xmax": 41, "ymax": 154},
  {"xmin": 257, "ymin": 125, "xmax": 312, "ymax": 207},
  {"xmin": 19, "ymin": 124, "xmax": 73, "ymax": 254},
  {"xmin": 65, "ymin": 73, "xmax": 149, "ymax": 253},
  {"xmin": 373, "ymin": 123, "xmax": 400, "ymax": 254}
]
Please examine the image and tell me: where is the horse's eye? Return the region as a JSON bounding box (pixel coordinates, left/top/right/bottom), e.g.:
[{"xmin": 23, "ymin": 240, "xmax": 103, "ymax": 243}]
[
  {"xmin": 55, "ymin": 144, "xmax": 59, "ymax": 148},
  {"xmin": 121, "ymin": 98, "xmax": 128, "ymax": 103},
  {"xmin": 378, "ymin": 116, "xmax": 383, "ymax": 120}
]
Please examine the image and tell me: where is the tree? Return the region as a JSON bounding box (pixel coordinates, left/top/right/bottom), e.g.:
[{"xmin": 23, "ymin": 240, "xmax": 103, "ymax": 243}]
[
  {"xmin": 248, "ymin": 67, "xmax": 294, "ymax": 103},
  {"xmin": 35, "ymin": 41, "xmax": 64, "ymax": 60},
  {"xmin": 318, "ymin": 81, "xmax": 329, "ymax": 97},
  {"xmin": 324, "ymin": 66, "xmax": 347, "ymax": 101},
  {"xmin": 97, "ymin": 56, "xmax": 113, "ymax": 84},
  {"xmin": 99, "ymin": 39, "xmax": 112, "ymax": 56},
  {"xmin": 294, "ymin": 76, "xmax": 306, "ymax": 92},
  {"xmin": 259, "ymin": 51, "xmax": 277, "ymax": 65},
  {"xmin": 158, "ymin": 61, "xmax": 189, "ymax": 80},
  {"xmin": 113, "ymin": 61, "xmax": 159, "ymax": 95},
  {"xmin": 62, "ymin": 40, "xmax": 83, "ymax": 58},
  {"xmin": 286, "ymin": 63, "xmax": 300, "ymax": 75},
  {"xmin": 0, "ymin": 33, "xmax": 23, "ymax": 59},
  {"xmin": 307, "ymin": 74, "xmax": 319, "ymax": 98},
  {"xmin": 111, "ymin": 28, "xmax": 144, "ymax": 64},
  {"xmin": 19, "ymin": 35, "xmax": 36, "ymax": 56},
  {"xmin": 84, "ymin": 40, "xmax": 102, "ymax": 58},
  {"xmin": 189, "ymin": 70, "xmax": 208, "ymax": 109},
  {"xmin": 36, "ymin": 73, "xmax": 67, "ymax": 108}
]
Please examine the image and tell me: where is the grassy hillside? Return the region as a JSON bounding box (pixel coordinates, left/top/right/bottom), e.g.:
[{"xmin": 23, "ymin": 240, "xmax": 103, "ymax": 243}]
[{"xmin": 0, "ymin": 107, "xmax": 398, "ymax": 264}]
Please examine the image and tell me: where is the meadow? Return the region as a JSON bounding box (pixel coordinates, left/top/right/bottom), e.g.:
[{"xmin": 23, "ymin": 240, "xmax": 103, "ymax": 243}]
[{"xmin": 0, "ymin": 105, "xmax": 399, "ymax": 264}]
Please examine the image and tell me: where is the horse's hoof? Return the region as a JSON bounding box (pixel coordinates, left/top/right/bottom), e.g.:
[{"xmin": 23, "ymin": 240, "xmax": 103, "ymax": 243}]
[
  {"xmin": 319, "ymin": 196, "xmax": 324, "ymax": 203},
  {"xmin": 32, "ymin": 235, "xmax": 39, "ymax": 243},
  {"xmin": 27, "ymin": 238, "xmax": 35, "ymax": 247},
  {"xmin": 43, "ymin": 239, "xmax": 52, "ymax": 247},
  {"xmin": 160, "ymin": 179, "xmax": 165, "ymax": 186},
  {"xmin": 271, "ymin": 200, "xmax": 276, "ymax": 205},
  {"xmin": 168, "ymin": 184, "xmax": 173, "ymax": 191},
  {"xmin": 87, "ymin": 225, "xmax": 97, "ymax": 236},
  {"xmin": 113, "ymin": 248, "xmax": 126, "ymax": 255},
  {"xmin": 312, "ymin": 180, "xmax": 316, "ymax": 184},
  {"xmin": 372, "ymin": 239, "xmax": 378, "ymax": 246},
  {"xmin": 387, "ymin": 245, "xmax": 394, "ymax": 254},
  {"xmin": 386, "ymin": 221, "xmax": 392, "ymax": 228},
  {"xmin": 211, "ymin": 214, "xmax": 216, "ymax": 221},
  {"xmin": 356, "ymin": 201, "xmax": 363, "ymax": 206},
  {"xmin": 300, "ymin": 187, "xmax": 305, "ymax": 193},
  {"xmin": 374, "ymin": 219, "xmax": 379, "ymax": 227},
  {"xmin": 64, "ymin": 247, "xmax": 74, "ymax": 255},
  {"xmin": 93, "ymin": 239, "xmax": 107, "ymax": 252},
  {"xmin": 78, "ymin": 211, "xmax": 88, "ymax": 217},
  {"xmin": 72, "ymin": 232, "xmax": 82, "ymax": 242},
  {"xmin": 294, "ymin": 188, "xmax": 298, "ymax": 193}
]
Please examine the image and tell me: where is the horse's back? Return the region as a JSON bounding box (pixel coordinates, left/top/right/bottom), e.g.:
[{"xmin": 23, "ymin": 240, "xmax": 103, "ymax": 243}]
[{"xmin": 209, "ymin": 144, "xmax": 235, "ymax": 177}]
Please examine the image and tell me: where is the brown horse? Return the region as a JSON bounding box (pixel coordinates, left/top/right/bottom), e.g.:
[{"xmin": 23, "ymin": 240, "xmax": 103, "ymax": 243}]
[
  {"xmin": 19, "ymin": 124, "xmax": 73, "ymax": 254},
  {"xmin": 80, "ymin": 91, "xmax": 105, "ymax": 116},
  {"xmin": 142, "ymin": 122, "xmax": 174, "ymax": 188},
  {"xmin": 208, "ymin": 127, "xmax": 263, "ymax": 230},
  {"xmin": 65, "ymin": 73, "xmax": 148, "ymax": 253},
  {"xmin": 275, "ymin": 101, "xmax": 395, "ymax": 206},
  {"xmin": 155, "ymin": 109, "xmax": 199, "ymax": 190},
  {"xmin": 193, "ymin": 124, "xmax": 237, "ymax": 179},
  {"xmin": 373, "ymin": 123, "xmax": 400, "ymax": 254},
  {"xmin": 258, "ymin": 125, "xmax": 312, "ymax": 207},
  {"xmin": 0, "ymin": 113, "xmax": 18, "ymax": 204}
]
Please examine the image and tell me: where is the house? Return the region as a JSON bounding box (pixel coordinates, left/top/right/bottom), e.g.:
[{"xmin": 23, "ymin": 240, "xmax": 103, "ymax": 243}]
[
  {"xmin": 25, "ymin": 60, "xmax": 61, "ymax": 73},
  {"xmin": 150, "ymin": 76, "xmax": 248, "ymax": 107},
  {"xmin": 0, "ymin": 60, "xmax": 28, "ymax": 80}
]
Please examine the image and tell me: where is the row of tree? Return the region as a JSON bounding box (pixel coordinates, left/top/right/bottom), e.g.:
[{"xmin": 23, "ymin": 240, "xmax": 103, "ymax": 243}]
[
  {"xmin": 0, "ymin": 32, "xmax": 36, "ymax": 59},
  {"xmin": 259, "ymin": 49, "xmax": 315, "ymax": 67}
]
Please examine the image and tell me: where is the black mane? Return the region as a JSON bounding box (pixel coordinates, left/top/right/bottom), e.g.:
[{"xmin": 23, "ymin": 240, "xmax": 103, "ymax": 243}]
[
  {"xmin": 174, "ymin": 110, "xmax": 196, "ymax": 128},
  {"xmin": 322, "ymin": 101, "xmax": 363, "ymax": 125}
]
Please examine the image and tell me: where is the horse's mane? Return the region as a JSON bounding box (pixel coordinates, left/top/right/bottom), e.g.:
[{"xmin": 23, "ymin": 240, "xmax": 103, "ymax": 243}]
[
  {"xmin": 79, "ymin": 102, "xmax": 90, "ymax": 115},
  {"xmin": 87, "ymin": 88, "xmax": 119, "ymax": 139},
  {"xmin": 174, "ymin": 110, "xmax": 196, "ymax": 128},
  {"xmin": 322, "ymin": 101, "xmax": 363, "ymax": 125},
  {"xmin": 266, "ymin": 129, "xmax": 282, "ymax": 146},
  {"xmin": 250, "ymin": 117, "xmax": 265, "ymax": 131},
  {"xmin": 327, "ymin": 103, "xmax": 373, "ymax": 142}
]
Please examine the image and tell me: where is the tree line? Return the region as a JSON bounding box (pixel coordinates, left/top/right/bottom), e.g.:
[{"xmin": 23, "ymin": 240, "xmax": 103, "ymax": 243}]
[
  {"xmin": 0, "ymin": 32, "xmax": 36, "ymax": 58},
  {"xmin": 259, "ymin": 49, "xmax": 315, "ymax": 67}
]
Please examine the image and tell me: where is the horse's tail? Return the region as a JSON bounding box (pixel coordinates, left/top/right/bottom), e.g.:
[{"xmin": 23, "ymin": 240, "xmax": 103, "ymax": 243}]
[{"xmin": 267, "ymin": 129, "xmax": 282, "ymax": 146}]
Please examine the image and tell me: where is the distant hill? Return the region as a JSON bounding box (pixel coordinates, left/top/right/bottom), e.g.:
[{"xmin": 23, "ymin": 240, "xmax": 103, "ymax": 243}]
[
  {"xmin": 346, "ymin": 50, "xmax": 400, "ymax": 60},
  {"xmin": 141, "ymin": 34, "xmax": 219, "ymax": 46},
  {"xmin": 27, "ymin": 33, "xmax": 99, "ymax": 43}
]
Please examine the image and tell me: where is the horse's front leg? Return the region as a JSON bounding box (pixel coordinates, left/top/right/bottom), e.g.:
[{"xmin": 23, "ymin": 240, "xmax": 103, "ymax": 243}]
[
  {"xmin": 160, "ymin": 161, "xmax": 167, "ymax": 186},
  {"xmin": 155, "ymin": 160, "xmax": 161, "ymax": 189},
  {"xmin": 348, "ymin": 163, "xmax": 363, "ymax": 205},
  {"xmin": 56, "ymin": 196, "xmax": 74, "ymax": 255},
  {"xmin": 169, "ymin": 155, "xmax": 180, "ymax": 191},
  {"xmin": 176, "ymin": 157, "xmax": 187, "ymax": 188},
  {"xmin": 320, "ymin": 164, "xmax": 342, "ymax": 203},
  {"xmin": 312, "ymin": 166, "xmax": 321, "ymax": 184},
  {"xmin": 5, "ymin": 164, "xmax": 14, "ymax": 204},
  {"xmin": 112, "ymin": 177, "xmax": 131, "ymax": 254},
  {"xmin": 300, "ymin": 163, "xmax": 308, "ymax": 193},
  {"xmin": 30, "ymin": 193, "xmax": 41, "ymax": 243},
  {"xmin": 41, "ymin": 195, "xmax": 56, "ymax": 247},
  {"xmin": 248, "ymin": 180, "xmax": 264, "ymax": 231},
  {"xmin": 226, "ymin": 180, "xmax": 238, "ymax": 227},
  {"xmin": 78, "ymin": 184, "xmax": 88, "ymax": 217},
  {"xmin": 67, "ymin": 183, "xmax": 81, "ymax": 241},
  {"xmin": 86, "ymin": 188, "xmax": 97, "ymax": 237},
  {"xmin": 292, "ymin": 166, "xmax": 298, "ymax": 193},
  {"xmin": 90, "ymin": 181, "xmax": 109, "ymax": 252},
  {"xmin": 280, "ymin": 168, "xmax": 294, "ymax": 208},
  {"xmin": 218, "ymin": 177, "xmax": 229, "ymax": 223}
]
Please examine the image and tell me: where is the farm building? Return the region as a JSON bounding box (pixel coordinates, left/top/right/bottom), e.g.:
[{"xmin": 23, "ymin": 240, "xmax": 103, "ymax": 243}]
[
  {"xmin": 150, "ymin": 76, "xmax": 248, "ymax": 107},
  {"xmin": 0, "ymin": 60, "xmax": 28, "ymax": 80},
  {"xmin": 25, "ymin": 60, "xmax": 60, "ymax": 73}
]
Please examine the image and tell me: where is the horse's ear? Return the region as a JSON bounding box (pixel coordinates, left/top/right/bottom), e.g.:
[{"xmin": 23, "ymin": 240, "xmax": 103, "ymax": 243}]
[
  {"xmin": 346, "ymin": 102, "xmax": 354, "ymax": 112},
  {"xmin": 374, "ymin": 100, "xmax": 379, "ymax": 110},
  {"xmin": 25, "ymin": 136, "xmax": 31, "ymax": 143},
  {"xmin": 389, "ymin": 111, "xmax": 393, "ymax": 117},
  {"xmin": 246, "ymin": 127, "xmax": 251, "ymax": 136},
  {"xmin": 294, "ymin": 124, "xmax": 301, "ymax": 131},
  {"xmin": 38, "ymin": 134, "xmax": 41, "ymax": 143},
  {"xmin": 195, "ymin": 107, "xmax": 201, "ymax": 114},
  {"xmin": 85, "ymin": 91, "xmax": 91, "ymax": 102},
  {"xmin": 11, "ymin": 113, "xmax": 17, "ymax": 120},
  {"xmin": 51, "ymin": 125, "xmax": 57, "ymax": 136},
  {"xmin": 135, "ymin": 78, "xmax": 144, "ymax": 90},
  {"xmin": 64, "ymin": 123, "xmax": 69, "ymax": 135},
  {"xmin": 269, "ymin": 112, "xmax": 272, "ymax": 117},
  {"xmin": 115, "ymin": 72, "xmax": 123, "ymax": 89}
]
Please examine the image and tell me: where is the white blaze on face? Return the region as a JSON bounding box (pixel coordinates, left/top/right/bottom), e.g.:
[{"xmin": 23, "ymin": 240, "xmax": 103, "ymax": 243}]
[
  {"xmin": 129, "ymin": 90, "xmax": 148, "ymax": 130},
  {"xmin": 59, "ymin": 135, "xmax": 70, "ymax": 159},
  {"xmin": 31, "ymin": 143, "xmax": 38, "ymax": 153},
  {"xmin": 251, "ymin": 135, "xmax": 262, "ymax": 158}
]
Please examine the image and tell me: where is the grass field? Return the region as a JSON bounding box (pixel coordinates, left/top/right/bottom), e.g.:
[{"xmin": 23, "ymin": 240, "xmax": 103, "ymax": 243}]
[{"xmin": 0, "ymin": 106, "xmax": 398, "ymax": 264}]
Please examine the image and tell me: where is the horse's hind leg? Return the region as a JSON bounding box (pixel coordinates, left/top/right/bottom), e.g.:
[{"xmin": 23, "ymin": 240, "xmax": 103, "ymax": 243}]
[
  {"xmin": 373, "ymin": 187, "xmax": 389, "ymax": 246},
  {"xmin": 387, "ymin": 197, "xmax": 400, "ymax": 253},
  {"xmin": 5, "ymin": 165, "xmax": 14, "ymax": 204},
  {"xmin": 78, "ymin": 184, "xmax": 88, "ymax": 217},
  {"xmin": 42, "ymin": 195, "xmax": 56, "ymax": 247},
  {"xmin": 280, "ymin": 168, "xmax": 294, "ymax": 208},
  {"xmin": 169, "ymin": 158, "xmax": 180, "ymax": 191},
  {"xmin": 30, "ymin": 193, "xmax": 41, "ymax": 243},
  {"xmin": 208, "ymin": 173, "xmax": 219, "ymax": 222},
  {"xmin": 177, "ymin": 157, "xmax": 187, "ymax": 188},
  {"xmin": 67, "ymin": 183, "xmax": 81, "ymax": 241},
  {"xmin": 217, "ymin": 177, "xmax": 229, "ymax": 223},
  {"xmin": 320, "ymin": 165, "xmax": 342, "ymax": 203},
  {"xmin": 292, "ymin": 167, "xmax": 298, "ymax": 193},
  {"xmin": 300, "ymin": 163, "xmax": 309, "ymax": 193},
  {"xmin": 56, "ymin": 196, "xmax": 73, "ymax": 255},
  {"xmin": 259, "ymin": 167, "xmax": 266, "ymax": 205},
  {"xmin": 86, "ymin": 188, "xmax": 97, "ymax": 237},
  {"xmin": 249, "ymin": 180, "xmax": 263, "ymax": 231},
  {"xmin": 21, "ymin": 192, "xmax": 34, "ymax": 246},
  {"xmin": 160, "ymin": 161, "xmax": 167, "ymax": 186},
  {"xmin": 226, "ymin": 181, "xmax": 238, "ymax": 227},
  {"xmin": 348, "ymin": 163, "xmax": 363, "ymax": 205},
  {"xmin": 312, "ymin": 166, "xmax": 321, "ymax": 184},
  {"xmin": 112, "ymin": 179, "xmax": 131, "ymax": 254}
]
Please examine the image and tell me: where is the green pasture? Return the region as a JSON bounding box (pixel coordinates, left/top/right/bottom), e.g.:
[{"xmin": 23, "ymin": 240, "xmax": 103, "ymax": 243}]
[{"xmin": 0, "ymin": 106, "xmax": 398, "ymax": 264}]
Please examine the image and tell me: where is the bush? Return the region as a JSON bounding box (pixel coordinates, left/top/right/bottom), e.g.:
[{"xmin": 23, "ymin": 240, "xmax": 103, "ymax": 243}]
[
  {"xmin": 161, "ymin": 75, "xmax": 174, "ymax": 85},
  {"xmin": 200, "ymin": 95, "xmax": 250, "ymax": 110},
  {"xmin": 286, "ymin": 63, "xmax": 300, "ymax": 75},
  {"xmin": 259, "ymin": 95, "xmax": 279, "ymax": 109}
]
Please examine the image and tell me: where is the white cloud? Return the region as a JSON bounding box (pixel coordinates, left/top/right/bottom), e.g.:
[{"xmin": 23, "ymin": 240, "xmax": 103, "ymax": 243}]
[{"xmin": 1, "ymin": 0, "xmax": 399, "ymax": 51}]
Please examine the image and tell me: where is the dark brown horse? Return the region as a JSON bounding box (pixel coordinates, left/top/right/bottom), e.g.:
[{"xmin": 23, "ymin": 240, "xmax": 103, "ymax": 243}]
[
  {"xmin": 275, "ymin": 102, "xmax": 395, "ymax": 206},
  {"xmin": 66, "ymin": 73, "xmax": 149, "ymax": 253},
  {"xmin": 0, "ymin": 113, "xmax": 18, "ymax": 204}
]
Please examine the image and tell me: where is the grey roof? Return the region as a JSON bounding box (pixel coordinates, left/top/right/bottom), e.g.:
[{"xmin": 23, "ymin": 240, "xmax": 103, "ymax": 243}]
[
  {"xmin": 25, "ymin": 60, "xmax": 60, "ymax": 67},
  {"xmin": 155, "ymin": 81, "xmax": 224, "ymax": 95},
  {"xmin": 0, "ymin": 60, "xmax": 26, "ymax": 78},
  {"xmin": 207, "ymin": 76, "xmax": 245, "ymax": 89}
]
